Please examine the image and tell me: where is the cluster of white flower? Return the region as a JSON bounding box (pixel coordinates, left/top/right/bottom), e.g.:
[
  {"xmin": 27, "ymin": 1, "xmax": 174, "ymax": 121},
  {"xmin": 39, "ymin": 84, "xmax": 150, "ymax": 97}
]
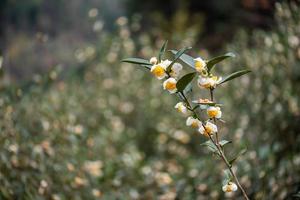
[
  {"xmin": 149, "ymin": 56, "xmax": 224, "ymax": 137},
  {"xmin": 195, "ymin": 57, "xmax": 222, "ymax": 89},
  {"xmin": 150, "ymin": 57, "xmax": 183, "ymax": 94},
  {"xmin": 124, "ymin": 46, "xmax": 252, "ymax": 198},
  {"xmin": 149, "ymin": 55, "xmax": 238, "ymax": 194}
]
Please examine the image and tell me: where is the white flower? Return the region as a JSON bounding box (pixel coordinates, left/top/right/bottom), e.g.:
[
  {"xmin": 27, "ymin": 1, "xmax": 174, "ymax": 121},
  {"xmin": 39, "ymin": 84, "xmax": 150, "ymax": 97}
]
[
  {"xmin": 194, "ymin": 57, "xmax": 206, "ymax": 72},
  {"xmin": 198, "ymin": 76, "xmax": 211, "ymax": 89},
  {"xmin": 155, "ymin": 172, "xmax": 173, "ymax": 186},
  {"xmin": 150, "ymin": 57, "xmax": 158, "ymax": 65},
  {"xmin": 169, "ymin": 62, "xmax": 183, "ymax": 78},
  {"xmin": 186, "ymin": 117, "xmax": 202, "ymax": 128},
  {"xmin": 175, "ymin": 102, "xmax": 188, "ymax": 114},
  {"xmin": 198, "ymin": 121, "xmax": 217, "ymax": 136},
  {"xmin": 151, "ymin": 64, "xmax": 167, "ymax": 80},
  {"xmin": 222, "ymin": 182, "xmax": 238, "ymax": 193},
  {"xmin": 207, "ymin": 106, "xmax": 222, "ymax": 119},
  {"xmin": 160, "ymin": 59, "xmax": 172, "ymax": 69},
  {"xmin": 198, "ymin": 76, "xmax": 222, "ymax": 89},
  {"xmin": 163, "ymin": 78, "xmax": 177, "ymax": 94}
]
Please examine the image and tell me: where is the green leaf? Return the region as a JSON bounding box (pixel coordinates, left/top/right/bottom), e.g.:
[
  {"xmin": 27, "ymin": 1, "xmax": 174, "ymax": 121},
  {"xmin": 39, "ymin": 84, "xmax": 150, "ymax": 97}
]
[
  {"xmin": 207, "ymin": 52, "xmax": 235, "ymax": 73},
  {"xmin": 167, "ymin": 47, "xmax": 192, "ymax": 72},
  {"xmin": 122, "ymin": 58, "xmax": 152, "ymax": 66},
  {"xmin": 183, "ymin": 82, "xmax": 193, "ymax": 95},
  {"xmin": 229, "ymin": 148, "xmax": 247, "ymax": 165},
  {"xmin": 170, "ymin": 50, "xmax": 195, "ymax": 69},
  {"xmin": 201, "ymin": 140, "xmax": 219, "ymax": 154},
  {"xmin": 176, "ymin": 72, "xmax": 197, "ymax": 92},
  {"xmin": 158, "ymin": 40, "xmax": 168, "ymax": 62},
  {"xmin": 140, "ymin": 65, "xmax": 151, "ymax": 70},
  {"xmin": 223, "ymin": 169, "xmax": 232, "ymax": 185},
  {"xmin": 219, "ymin": 140, "xmax": 231, "ymax": 147},
  {"xmin": 191, "ymin": 101, "xmax": 222, "ymax": 107},
  {"xmin": 293, "ymin": 193, "xmax": 300, "ymax": 198},
  {"xmin": 218, "ymin": 69, "xmax": 251, "ymax": 85}
]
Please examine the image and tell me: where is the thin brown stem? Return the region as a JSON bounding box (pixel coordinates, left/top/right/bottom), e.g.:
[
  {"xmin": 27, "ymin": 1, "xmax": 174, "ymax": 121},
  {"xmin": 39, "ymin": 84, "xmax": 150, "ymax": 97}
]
[
  {"xmin": 209, "ymin": 88, "xmax": 214, "ymax": 101},
  {"xmin": 209, "ymin": 88, "xmax": 220, "ymax": 144},
  {"xmin": 179, "ymin": 90, "xmax": 250, "ymax": 200},
  {"xmin": 213, "ymin": 139, "xmax": 250, "ymax": 200}
]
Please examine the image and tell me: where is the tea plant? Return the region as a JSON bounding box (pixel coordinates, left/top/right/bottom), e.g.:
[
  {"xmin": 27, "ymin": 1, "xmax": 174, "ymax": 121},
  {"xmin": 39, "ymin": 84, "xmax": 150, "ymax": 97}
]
[{"xmin": 123, "ymin": 42, "xmax": 251, "ymax": 199}]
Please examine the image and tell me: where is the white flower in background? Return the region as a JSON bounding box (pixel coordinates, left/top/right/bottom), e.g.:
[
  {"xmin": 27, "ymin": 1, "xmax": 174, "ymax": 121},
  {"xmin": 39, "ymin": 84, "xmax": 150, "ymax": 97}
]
[
  {"xmin": 175, "ymin": 102, "xmax": 188, "ymax": 114},
  {"xmin": 222, "ymin": 182, "xmax": 238, "ymax": 193},
  {"xmin": 194, "ymin": 57, "xmax": 206, "ymax": 72},
  {"xmin": 163, "ymin": 78, "xmax": 177, "ymax": 94},
  {"xmin": 155, "ymin": 172, "xmax": 173, "ymax": 186},
  {"xmin": 207, "ymin": 106, "xmax": 222, "ymax": 119},
  {"xmin": 169, "ymin": 62, "xmax": 183, "ymax": 78},
  {"xmin": 83, "ymin": 160, "xmax": 103, "ymax": 177},
  {"xmin": 88, "ymin": 8, "xmax": 98, "ymax": 18},
  {"xmin": 93, "ymin": 20, "xmax": 104, "ymax": 32},
  {"xmin": 151, "ymin": 64, "xmax": 167, "ymax": 80},
  {"xmin": 150, "ymin": 57, "xmax": 158, "ymax": 65},
  {"xmin": 186, "ymin": 116, "xmax": 202, "ymax": 128},
  {"xmin": 198, "ymin": 76, "xmax": 222, "ymax": 89},
  {"xmin": 198, "ymin": 121, "xmax": 217, "ymax": 137}
]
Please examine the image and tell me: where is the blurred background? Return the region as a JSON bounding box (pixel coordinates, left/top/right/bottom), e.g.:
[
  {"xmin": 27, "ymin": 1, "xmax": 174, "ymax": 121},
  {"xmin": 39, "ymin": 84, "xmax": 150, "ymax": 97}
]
[{"xmin": 0, "ymin": 0, "xmax": 300, "ymax": 199}]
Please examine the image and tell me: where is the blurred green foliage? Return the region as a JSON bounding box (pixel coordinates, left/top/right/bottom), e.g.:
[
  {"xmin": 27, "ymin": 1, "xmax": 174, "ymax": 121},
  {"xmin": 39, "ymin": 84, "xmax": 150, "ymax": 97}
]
[
  {"xmin": 221, "ymin": 3, "xmax": 300, "ymax": 199},
  {"xmin": 0, "ymin": 1, "xmax": 299, "ymax": 200}
]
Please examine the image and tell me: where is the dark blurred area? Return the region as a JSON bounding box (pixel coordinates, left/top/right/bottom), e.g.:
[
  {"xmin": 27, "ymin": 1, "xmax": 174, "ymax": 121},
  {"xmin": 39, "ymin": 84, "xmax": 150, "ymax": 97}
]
[
  {"xmin": 127, "ymin": 0, "xmax": 275, "ymax": 48},
  {"xmin": 0, "ymin": 0, "xmax": 300, "ymax": 199},
  {"xmin": 0, "ymin": 0, "xmax": 276, "ymax": 81}
]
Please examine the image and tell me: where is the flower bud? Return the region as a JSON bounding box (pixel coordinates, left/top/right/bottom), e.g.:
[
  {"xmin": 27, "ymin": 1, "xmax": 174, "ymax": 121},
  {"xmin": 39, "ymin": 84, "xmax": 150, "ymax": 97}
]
[
  {"xmin": 150, "ymin": 57, "xmax": 158, "ymax": 65},
  {"xmin": 175, "ymin": 102, "xmax": 188, "ymax": 114}
]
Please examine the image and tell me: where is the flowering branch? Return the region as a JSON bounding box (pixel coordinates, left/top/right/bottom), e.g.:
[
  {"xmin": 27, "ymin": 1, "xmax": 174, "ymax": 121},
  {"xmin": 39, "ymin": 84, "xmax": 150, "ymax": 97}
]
[{"xmin": 122, "ymin": 42, "xmax": 251, "ymax": 199}]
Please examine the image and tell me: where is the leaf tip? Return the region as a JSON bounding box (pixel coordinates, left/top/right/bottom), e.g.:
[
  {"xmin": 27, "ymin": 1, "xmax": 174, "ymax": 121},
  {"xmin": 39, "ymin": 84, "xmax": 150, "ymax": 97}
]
[{"xmin": 227, "ymin": 52, "xmax": 236, "ymax": 57}]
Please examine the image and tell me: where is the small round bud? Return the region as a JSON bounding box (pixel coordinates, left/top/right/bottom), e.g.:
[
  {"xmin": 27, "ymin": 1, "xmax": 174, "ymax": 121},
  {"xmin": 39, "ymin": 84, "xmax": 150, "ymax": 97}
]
[
  {"xmin": 150, "ymin": 57, "xmax": 158, "ymax": 65},
  {"xmin": 200, "ymin": 69, "xmax": 208, "ymax": 77}
]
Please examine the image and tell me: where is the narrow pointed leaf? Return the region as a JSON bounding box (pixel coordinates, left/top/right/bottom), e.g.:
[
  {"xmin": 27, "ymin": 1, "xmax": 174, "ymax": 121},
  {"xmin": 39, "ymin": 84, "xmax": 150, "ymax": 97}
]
[
  {"xmin": 158, "ymin": 40, "xmax": 168, "ymax": 62},
  {"xmin": 122, "ymin": 58, "xmax": 152, "ymax": 66},
  {"xmin": 207, "ymin": 52, "xmax": 235, "ymax": 72},
  {"xmin": 183, "ymin": 82, "xmax": 193, "ymax": 95},
  {"xmin": 229, "ymin": 148, "xmax": 247, "ymax": 165},
  {"xmin": 219, "ymin": 140, "xmax": 231, "ymax": 147},
  {"xmin": 293, "ymin": 193, "xmax": 300, "ymax": 198},
  {"xmin": 176, "ymin": 72, "xmax": 197, "ymax": 92},
  {"xmin": 170, "ymin": 50, "xmax": 195, "ymax": 69},
  {"xmin": 223, "ymin": 169, "xmax": 233, "ymax": 184},
  {"xmin": 140, "ymin": 65, "xmax": 151, "ymax": 70},
  {"xmin": 167, "ymin": 47, "xmax": 192, "ymax": 72},
  {"xmin": 191, "ymin": 101, "xmax": 223, "ymax": 107},
  {"xmin": 218, "ymin": 69, "xmax": 251, "ymax": 85},
  {"xmin": 201, "ymin": 140, "xmax": 219, "ymax": 154}
]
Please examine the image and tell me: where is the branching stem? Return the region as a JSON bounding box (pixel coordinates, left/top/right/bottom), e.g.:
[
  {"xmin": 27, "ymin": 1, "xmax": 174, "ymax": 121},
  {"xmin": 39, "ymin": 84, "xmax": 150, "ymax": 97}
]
[{"xmin": 178, "ymin": 91, "xmax": 250, "ymax": 200}]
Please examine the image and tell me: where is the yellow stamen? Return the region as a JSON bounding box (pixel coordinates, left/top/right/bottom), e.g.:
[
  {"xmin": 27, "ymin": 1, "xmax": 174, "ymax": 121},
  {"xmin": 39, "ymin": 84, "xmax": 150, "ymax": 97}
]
[
  {"xmin": 165, "ymin": 81, "xmax": 176, "ymax": 90},
  {"xmin": 211, "ymin": 76, "xmax": 218, "ymax": 81},
  {"xmin": 195, "ymin": 61, "xmax": 204, "ymax": 71},
  {"xmin": 152, "ymin": 65, "xmax": 165, "ymax": 77},
  {"xmin": 191, "ymin": 121, "xmax": 199, "ymax": 128},
  {"xmin": 207, "ymin": 110, "xmax": 218, "ymax": 118}
]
